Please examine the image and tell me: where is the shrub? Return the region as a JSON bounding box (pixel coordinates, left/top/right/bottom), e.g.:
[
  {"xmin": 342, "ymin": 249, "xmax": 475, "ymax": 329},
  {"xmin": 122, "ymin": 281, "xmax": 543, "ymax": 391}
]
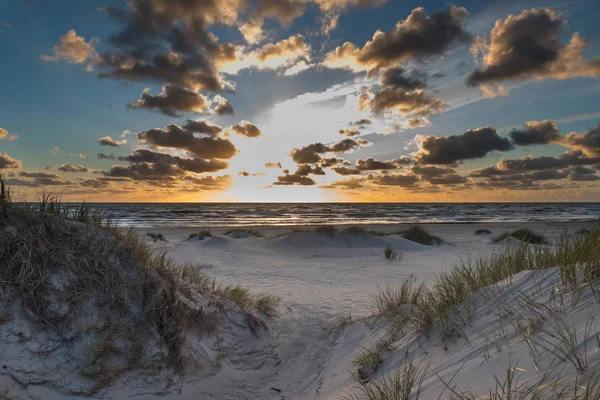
[{"xmin": 401, "ymin": 225, "xmax": 443, "ymax": 246}]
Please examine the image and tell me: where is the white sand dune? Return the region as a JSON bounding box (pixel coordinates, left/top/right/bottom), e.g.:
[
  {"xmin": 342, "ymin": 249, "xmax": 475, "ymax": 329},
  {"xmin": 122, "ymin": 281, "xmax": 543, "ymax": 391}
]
[{"xmin": 2, "ymin": 219, "xmax": 598, "ymax": 399}]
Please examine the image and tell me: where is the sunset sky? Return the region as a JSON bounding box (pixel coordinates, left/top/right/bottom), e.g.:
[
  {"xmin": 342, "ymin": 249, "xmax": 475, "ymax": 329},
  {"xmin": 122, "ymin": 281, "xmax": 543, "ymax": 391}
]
[{"xmin": 1, "ymin": 0, "xmax": 600, "ymax": 202}]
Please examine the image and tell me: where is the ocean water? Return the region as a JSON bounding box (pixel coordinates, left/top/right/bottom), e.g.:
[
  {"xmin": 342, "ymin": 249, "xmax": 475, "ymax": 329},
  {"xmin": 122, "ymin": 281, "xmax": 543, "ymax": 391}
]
[{"xmin": 85, "ymin": 203, "xmax": 600, "ymax": 228}]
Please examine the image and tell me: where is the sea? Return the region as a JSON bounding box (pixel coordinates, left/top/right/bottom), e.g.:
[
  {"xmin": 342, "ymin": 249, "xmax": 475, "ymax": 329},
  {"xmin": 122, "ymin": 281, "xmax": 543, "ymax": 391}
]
[{"xmin": 84, "ymin": 203, "xmax": 600, "ymax": 228}]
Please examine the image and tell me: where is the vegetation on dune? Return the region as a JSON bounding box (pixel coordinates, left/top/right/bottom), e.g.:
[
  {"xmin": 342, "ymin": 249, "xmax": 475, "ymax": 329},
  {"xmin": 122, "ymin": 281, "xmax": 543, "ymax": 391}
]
[
  {"xmin": 0, "ymin": 177, "xmax": 280, "ymax": 392},
  {"xmin": 188, "ymin": 230, "xmax": 213, "ymax": 240},
  {"xmin": 358, "ymin": 226, "xmax": 600, "ymax": 394},
  {"xmin": 492, "ymin": 228, "xmax": 548, "ymax": 244},
  {"xmin": 315, "ymin": 225, "xmax": 338, "ymax": 234},
  {"xmin": 345, "ymin": 226, "xmax": 368, "ymax": 233},
  {"xmin": 147, "ymin": 232, "xmax": 167, "ymax": 242},
  {"xmin": 223, "ymin": 228, "xmax": 264, "ymax": 238},
  {"xmin": 475, "ymin": 229, "xmax": 492, "ymax": 235},
  {"xmin": 384, "ymin": 246, "xmax": 399, "ymax": 260},
  {"xmin": 401, "ymin": 225, "xmax": 444, "ymax": 246}
]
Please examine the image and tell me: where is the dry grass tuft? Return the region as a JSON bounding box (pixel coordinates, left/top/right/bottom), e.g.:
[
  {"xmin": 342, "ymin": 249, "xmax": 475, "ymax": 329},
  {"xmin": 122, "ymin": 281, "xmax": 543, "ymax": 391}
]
[{"xmin": 401, "ymin": 225, "xmax": 443, "ymax": 246}]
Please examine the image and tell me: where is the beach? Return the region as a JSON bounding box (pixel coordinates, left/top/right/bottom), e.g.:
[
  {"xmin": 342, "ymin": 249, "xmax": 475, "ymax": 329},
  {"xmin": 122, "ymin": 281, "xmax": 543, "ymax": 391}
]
[{"xmin": 130, "ymin": 220, "xmax": 596, "ymax": 399}]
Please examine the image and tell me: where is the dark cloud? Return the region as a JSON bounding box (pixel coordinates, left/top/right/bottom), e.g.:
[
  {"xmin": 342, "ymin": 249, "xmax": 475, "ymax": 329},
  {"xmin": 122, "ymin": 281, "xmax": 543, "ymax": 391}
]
[
  {"xmin": 498, "ymin": 156, "xmax": 565, "ymax": 172},
  {"xmin": 380, "ymin": 67, "xmax": 427, "ymax": 90},
  {"xmin": 231, "ymin": 121, "xmax": 262, "ymax": 138},
  {"xmin": 98, "ymin": 153, "xmax": 116, "ymax": 160},
  {"xmin": 182, "ymin": 119, "xmax": 223, "ymax": 137},
  {"xmin": 128, "ymin": 85, "xmax": 210, "ymax": 117},
  {"xmin": 107, "ymin": 148, "xmax": 228, "ymax": 181},
  {"xmin": 294, "ymin": 164, "xmax": 326, "ymax": 176},
  {"xmin": 58, "ymin": 163, "xmax": 89, "ymax": 173},
  {"xmin": 468, "ymin": 8, "xmax": 600, "ymax": 92},
  {"xmin": 0, "ymin": 153, "xmax": 22, "ymax": 169},
  {"xmin": 371, "ymin": 173, "xmax": 419, "ymax": 187},
  {"xmin": 19, "ymin": 171, "xmax": 62, "ymax": 179},
  {"xmin": 562, "ymin": 123, "xmax": 600, "ymax": 156},
  {"xmin": 290, "ymin": 139, "xmax": 367, "ymax": 164},
  {"xmin": 137, "ymin": 124, "xmax": 237, "ymax": 159},
  {"xmin": 510, "ymin": 120, "xmax": 561, "ymax": 146},
  {"xmin": 350, "ymin": 118, "xmax": 372, "ymax": 126},
  {"xmin": 356, "ymin": 158, "xmax": 397, "ymax": 171},
  {"xmin": 360, "ymin": 88, "xmax": 446, "ymax": 117},
  {"xmin": 333, "ymin": 166, "xmax": 361, "ymax": 175},
  {"xmin": 215, "ymin": 97, "xmax": 234, "ymax": 115},
  {"xmin": 415, "ymin": 126, "xmax": 514, "ymax": 165},
  {"xmin": 99, "ymin": 136, "xmax": 127, "ymax": 147},
  {"xmin": 407, "ymin": 118, "xmax": 430, "ymax": 128},
  {"xmin": 324, "ymin": 6, "xmax": 470, "ymax": 74},
  {"xmin": 273, "ymin": 174, "xmax": 316, "ymax": 186}
]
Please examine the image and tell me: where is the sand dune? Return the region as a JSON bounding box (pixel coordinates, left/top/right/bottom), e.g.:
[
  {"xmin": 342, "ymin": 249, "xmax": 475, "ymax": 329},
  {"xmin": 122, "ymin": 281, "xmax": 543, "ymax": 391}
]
[{"xmin": 1, "ymin": 211, "xmax": 599, "ymax": 399}]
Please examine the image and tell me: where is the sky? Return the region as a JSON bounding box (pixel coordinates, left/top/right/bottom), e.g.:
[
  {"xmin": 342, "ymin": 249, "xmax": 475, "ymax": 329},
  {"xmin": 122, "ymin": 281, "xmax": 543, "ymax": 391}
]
[{"xmin": 1, "ymin": 0, "xmax": 600, "ymax": 202}]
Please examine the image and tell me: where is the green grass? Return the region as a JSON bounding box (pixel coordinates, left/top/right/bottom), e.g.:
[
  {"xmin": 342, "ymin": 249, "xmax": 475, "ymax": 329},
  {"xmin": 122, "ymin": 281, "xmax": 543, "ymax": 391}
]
[
  {"xmin": 146, "ymin": 232, "xmax": 167, "ymax": 242},
  {"xmin": 188, "ymin": 230, "xmax": 213, "ymax": 240},
  {"xmin": 384, "ymin": 247, "xmax": 398, "ymax": 260},
  {"xmin": 475, "ymin": 229, "xmax": 492, "ymax": 235},
  {"xmin": 371, "ymin": 277, "xmax": 423, "ymax": 316},
  {"xmin": 492, "ymin": 229, "xmax": 548, "ymax": 244},
  {"xmin": 401, "ymin": 225, "xmax": 443, "ymax": 246}
]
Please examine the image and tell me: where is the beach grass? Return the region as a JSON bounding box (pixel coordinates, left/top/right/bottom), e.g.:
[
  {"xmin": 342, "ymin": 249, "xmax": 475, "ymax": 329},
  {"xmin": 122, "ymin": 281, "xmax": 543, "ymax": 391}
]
[
  {"xmin": 188, "ymin": 230, "xmax": 213, "ymax": 240},
  {"xmin": 384, "ymin": 246, "xmax": 398, "ymax": 260},
  {"xmin": 223, "ymin": 228, "xmax": 264, "ymax": 237},
  {"xmin": 475, "ymin": 229, "xmax": 492, "ymax": 235},
  {"xmin": 401, "ymin": 225, "xmax": 444, "ymax": 246},
  {"xmin": 147, "ymin": 232, "xmax": 167, "ymax": 242},
  {"xmin": 492, "ymin": 228, "xmax": 548, "ymax": 244}
]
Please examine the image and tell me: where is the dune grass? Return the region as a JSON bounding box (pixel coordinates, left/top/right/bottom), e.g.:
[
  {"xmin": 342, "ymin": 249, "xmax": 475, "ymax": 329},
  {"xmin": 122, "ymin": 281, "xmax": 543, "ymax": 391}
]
[
  {"xmin": 475, "ymin": 229, "xmax": 492, "ymax": 235},
  {"xmin": 384, "ymin": 247, "xmax": 398, "ymax": 260},
  {"xmin": 401, "ymin": 225, "xmax": 443, "ymax": 246},
  {"xmin": 0, "ymin": 177, "xmax": 280, "ymax": 382},
  {"xmin": 316, "ymin": 225, "xmax": 338, "ymax": 234},
  {"xmin": 371, "ymin": 227, "xmax": 600, "ymax": 336},
  {"xmin": 345, "ymin": 226, "xmax": 367, "ymax": 233},
  {"xmin": 492, "ymin": 228, "xmax": 548, "ymax": 244},
  {"xmin": 147, "ymin": 232, "xmax": 167, "ymax": 242},
  {"xmin": 223, "ymin": 228, "xmax": 264, "ymax": 237},
  {"xmin": 188, "ymin": 230, "xmax": 213, "ymax": 240}
]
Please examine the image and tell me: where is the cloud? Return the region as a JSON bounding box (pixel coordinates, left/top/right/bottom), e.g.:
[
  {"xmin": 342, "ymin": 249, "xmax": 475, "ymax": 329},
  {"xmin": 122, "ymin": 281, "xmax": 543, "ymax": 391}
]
[
  {"xmin": 273, "ymin": 173, "xmax": 316, "ymax": 186},
  {"xmin": 510, "ymin": 120, "xmax": 561, "ymax": 146},
  {"xmin": 360, "ymin": 88, "xmax": 446, "ymax": 117},
  {"xmin": 290, "ymin": 139, "xmax": 367, "ymax": 164},
  {"xmin": 19, "ymin": 171, "xmax": 62, "ymax": 179},
  {"xmin": 58, "ymin": 163, "xmax": 89, "ymax": 173},
  {"xmin": 106, "ymin": 147, "xmax": 229, "ymax": 182},
  {"xmin": 231, "ymin": 121, "xmax": 262, "ymax": 138},
  {"xmin": 468, "ymin": 8, "xmax": 600, "ymax": 93},
  {"xmin": 356, "ymin": 158, "xmax": 397, "ymax": 171},
  {"xmin": 265, "ymin": 161, "xmax": 282, "ymax": 169},
  {"xmin": 215, "ymin": 96, "xmax": 234, "ymax": 115},
  {"xmin": 0, "ymin": 153, "xmax": 22, "ymax": 169},
  {"xmin": 371, "ymin": 173, "xmax": 419, "ymax": 187},
  {"xmin": 380, "ymin": 67, "xmax": 427, "ymax": 90},
  {"xmin": 294, "ymin": 164, "xmax": 326, "ymax": 176},
  {"xmin": 222, "ymin": 34, "xmax": 313, "ymax": 75},
  {"xmin": 407, "ymin": 118, "xmax": 430, "ymax": 128},
  {"xmin": 0, "ymin": 127, "xmax": 18, "ymax": 141},
  {"xmin": 99, "ymin": 136, "xmax": 128, "ymax": 147},
  {"xmin": 182, "ymin": 119, "xmax": 223, "ymax": 137},
  {"xmin": 41, "ymin": 30, "xmax": 98, "ymax": 70},
  {"xmin": 415, "ymin": 126, "xmax": 514, "ymax": 165},
  {"xmin": 333, "ymin": 166, "xmax": 362, "ymax": 175},
  {"xmin": 137, "ymin": 124, "xmax": 237, "ymax": 159},
  {"xmin": 98, "ymin": 153, "xmax": 116, "ymax": 160},
  {"xmin": 48, "ymin": 146, "xmax": 62, "ymax": 155},
  {"xmin": 323, "ymin": 6, "xmax": 469, "ymax": 74},
  {"xmin": 339, "ymin": 128, "xmax": 360, "ymax": 136},
  {"xmin": 562, "ymin": 123, "xmax": 600, "ymax": 156},
  {"xmin": 350, "ymin": 118, "xmax": 372, "ymax": 126},
  {"xmin": 129, "ymin": 85, "xmax": 210, "ymax": 117}
]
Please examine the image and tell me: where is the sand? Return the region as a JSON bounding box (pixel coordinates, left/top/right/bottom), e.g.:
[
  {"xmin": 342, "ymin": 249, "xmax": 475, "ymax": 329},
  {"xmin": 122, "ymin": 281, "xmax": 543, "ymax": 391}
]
[
  {"xmin": 130, "ymin": 221, "xmax": 597, "ymax": 399},
  {"xmin": 2, "ymin": 220, "xmax": 598, "ymax": 399}
]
